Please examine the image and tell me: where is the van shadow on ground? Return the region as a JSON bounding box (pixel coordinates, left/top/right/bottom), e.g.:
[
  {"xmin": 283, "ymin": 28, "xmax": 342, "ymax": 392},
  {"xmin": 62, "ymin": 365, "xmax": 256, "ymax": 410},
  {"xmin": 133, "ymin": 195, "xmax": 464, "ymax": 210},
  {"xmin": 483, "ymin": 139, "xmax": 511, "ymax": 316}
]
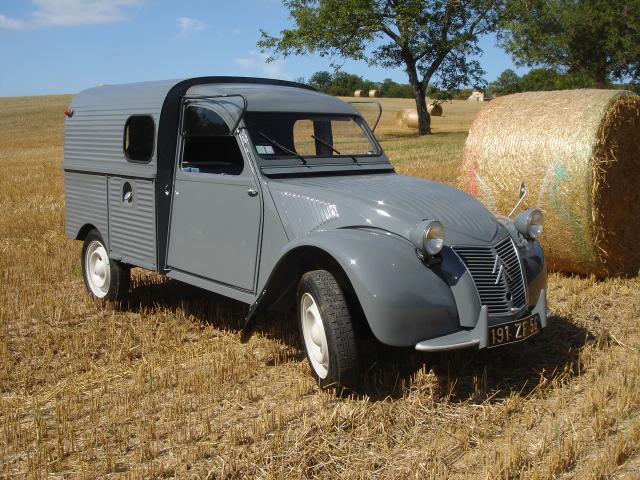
[
  {"xmin": 119, "ymin": 274, "xmax": 592, "ymax": 403},
  {"xmin": 358, "ymin": 314, "xmax": 591, "ymax": 402}
]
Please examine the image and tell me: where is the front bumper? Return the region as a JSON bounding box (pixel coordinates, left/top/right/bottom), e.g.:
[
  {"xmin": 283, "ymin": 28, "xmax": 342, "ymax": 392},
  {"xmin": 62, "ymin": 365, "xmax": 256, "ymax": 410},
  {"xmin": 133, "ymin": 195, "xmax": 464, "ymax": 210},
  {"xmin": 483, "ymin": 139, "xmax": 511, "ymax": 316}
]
[{"xmin": 415, "ymin": 288, "xmax": 548, "ymax": 352}]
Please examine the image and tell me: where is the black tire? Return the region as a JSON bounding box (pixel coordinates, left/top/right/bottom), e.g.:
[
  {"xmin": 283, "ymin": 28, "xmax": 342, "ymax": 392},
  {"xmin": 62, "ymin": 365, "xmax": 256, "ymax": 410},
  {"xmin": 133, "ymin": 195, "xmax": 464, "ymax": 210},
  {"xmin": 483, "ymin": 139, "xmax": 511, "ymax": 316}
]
[
  {"xmin": 297, "ymin": 270, "xmax": 359, "ymax": 389},
  {"xmin": 81, "ymin": 229, "xmax": 130, "ymax": 302}
]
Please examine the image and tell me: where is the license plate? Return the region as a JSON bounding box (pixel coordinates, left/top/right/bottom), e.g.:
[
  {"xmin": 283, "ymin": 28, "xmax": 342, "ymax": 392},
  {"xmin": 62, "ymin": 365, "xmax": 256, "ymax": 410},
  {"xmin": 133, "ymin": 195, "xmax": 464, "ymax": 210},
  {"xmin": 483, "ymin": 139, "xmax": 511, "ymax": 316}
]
[{"xmin": 487, "ymin": 314, "xmax": 541, "ymax": 348}]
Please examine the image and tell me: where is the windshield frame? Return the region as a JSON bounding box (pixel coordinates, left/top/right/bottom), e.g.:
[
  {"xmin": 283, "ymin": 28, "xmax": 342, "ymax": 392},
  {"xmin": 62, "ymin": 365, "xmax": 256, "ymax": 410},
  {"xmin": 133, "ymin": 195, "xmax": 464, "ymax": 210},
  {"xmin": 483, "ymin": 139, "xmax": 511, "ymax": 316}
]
[{"xmin": 243, "ymin": 111, "xmax": 388, "ymax": 169}]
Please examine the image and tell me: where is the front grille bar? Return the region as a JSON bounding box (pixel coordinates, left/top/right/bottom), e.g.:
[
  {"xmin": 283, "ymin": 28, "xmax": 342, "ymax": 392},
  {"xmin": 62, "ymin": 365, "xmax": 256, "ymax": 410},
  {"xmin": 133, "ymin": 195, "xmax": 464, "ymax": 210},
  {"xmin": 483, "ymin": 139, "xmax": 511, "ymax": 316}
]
[{"xmin": 453, "ymin": 237, "xmax": 527, "ymax": 316}]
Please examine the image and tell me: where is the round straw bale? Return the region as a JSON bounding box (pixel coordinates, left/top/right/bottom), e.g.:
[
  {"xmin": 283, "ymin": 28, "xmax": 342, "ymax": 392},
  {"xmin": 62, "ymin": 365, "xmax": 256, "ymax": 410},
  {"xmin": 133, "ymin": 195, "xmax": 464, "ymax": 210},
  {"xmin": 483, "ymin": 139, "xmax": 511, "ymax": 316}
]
[
  {"xmin": 395, "ymin": 108, "xmax": 413, "ymax": 126},
  {"xmin": 369, "ymin": 89, "xmax": 381, "ymax": 98},
  {"xmin": 354, "ymin": 90, "xmax": 364, "ymax": 97},
  {"xmin": 404, "ymin": 110, "xmax": 419, "ymax": 128},
  {"xmin": 399, "ymin": 105, "xmax": 444, "ymax": 128},
  {"xmin": 428, "ymin": 102, "xmax": 443, "ymax": 116},
  {"xmin": 462, "ymin": 89, "xmax": 640, "ymax": 277}
]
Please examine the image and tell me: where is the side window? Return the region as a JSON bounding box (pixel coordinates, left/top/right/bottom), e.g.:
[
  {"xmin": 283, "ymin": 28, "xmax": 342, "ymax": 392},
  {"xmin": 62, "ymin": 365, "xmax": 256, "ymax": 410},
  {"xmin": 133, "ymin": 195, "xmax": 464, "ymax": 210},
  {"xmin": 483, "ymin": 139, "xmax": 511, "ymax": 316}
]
[
  {"xmin": 124, "ymin": 115, "xmax": 155, "ymax": 162},
  {"xmin": 184, "ymin": 106, "xmax": 230, "ymax": 136},
  {"xmin": 181, "ymin": 105, "xmax": 244, "ymax": 175}
]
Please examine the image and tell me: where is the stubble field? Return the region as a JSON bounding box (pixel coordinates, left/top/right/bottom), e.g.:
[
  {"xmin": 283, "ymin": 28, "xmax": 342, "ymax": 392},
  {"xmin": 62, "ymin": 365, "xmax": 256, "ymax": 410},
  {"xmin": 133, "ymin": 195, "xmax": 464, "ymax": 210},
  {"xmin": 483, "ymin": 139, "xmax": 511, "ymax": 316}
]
[{"xmin": 1, "ymin": 94, "xmax": 639, "ymax": 479}]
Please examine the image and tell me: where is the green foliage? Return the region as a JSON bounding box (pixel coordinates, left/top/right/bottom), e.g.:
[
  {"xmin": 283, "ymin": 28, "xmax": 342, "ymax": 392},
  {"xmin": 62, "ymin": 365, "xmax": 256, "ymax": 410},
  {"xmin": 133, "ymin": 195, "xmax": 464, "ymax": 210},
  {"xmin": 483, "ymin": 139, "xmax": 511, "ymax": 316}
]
[
  {"xmin": 549, "ymin": 70, "xmax": 596, "ymax": 90},
  {"xmin": 452, "ymin": 88, "xmax": 475, "ymax": 100},
  {"xmin": 489, "ymin": 69, "xmax": 522, "ymax": 95},
  {"xmin": 488, "ymin": 67, "xmax": 598, "ymax": 95},
  {"xmin": 500, "ymin": 0, "xmax": 640, "ymax": 88},
  {"xmin": 304, "ymin": 70, "xmax": 380, "ymax": 96},
  {"xmin": 380, "ymin": 78, "xmax": 413, "ymax": 98},
  {"xmin": 626, "ymin": 83, "xmax": 640, "ymax": 95},
  {"xmin": 308, "ymin": 71, "xmax": 332, "ymax": 91},
  {"xmin": 258, "ymin": 0, "xmax": 505, "ymax": 134},
  {"xmin": 327, "ymin": 71, "xmax": 377, "ymax": 96},
  {"xmin": 302, "ymin": 71, "xmax": 452, "ymax": 98}
]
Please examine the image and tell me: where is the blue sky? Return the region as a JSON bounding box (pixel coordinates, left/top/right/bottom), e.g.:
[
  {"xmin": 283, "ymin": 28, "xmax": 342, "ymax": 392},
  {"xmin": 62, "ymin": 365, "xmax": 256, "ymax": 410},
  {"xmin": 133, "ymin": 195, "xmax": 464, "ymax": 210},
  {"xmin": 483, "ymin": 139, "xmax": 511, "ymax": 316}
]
[{"xmin": 0, "ymin": 0, "xmax": 527, "ymax": 97}]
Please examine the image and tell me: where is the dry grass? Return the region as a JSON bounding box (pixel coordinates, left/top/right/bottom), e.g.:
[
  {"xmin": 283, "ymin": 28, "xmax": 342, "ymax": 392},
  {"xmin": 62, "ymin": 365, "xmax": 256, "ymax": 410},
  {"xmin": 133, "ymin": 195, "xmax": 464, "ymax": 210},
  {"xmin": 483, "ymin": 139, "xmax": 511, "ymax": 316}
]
[{"xmin": 1, "ymin": 94, "xmax": 640, "ymax": 479}]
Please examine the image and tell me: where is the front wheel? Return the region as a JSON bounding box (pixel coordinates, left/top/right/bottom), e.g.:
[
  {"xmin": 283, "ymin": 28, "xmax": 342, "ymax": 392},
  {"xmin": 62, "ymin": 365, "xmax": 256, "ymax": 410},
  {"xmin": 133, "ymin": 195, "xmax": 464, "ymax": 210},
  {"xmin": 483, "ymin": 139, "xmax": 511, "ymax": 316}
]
[
  {"xmin": 297, "ymin": 270, "xmax": 359, "ymax": 389},
  {"xmin": 81, "ymin": 229, "xmax": 130, "ymax": 301}
]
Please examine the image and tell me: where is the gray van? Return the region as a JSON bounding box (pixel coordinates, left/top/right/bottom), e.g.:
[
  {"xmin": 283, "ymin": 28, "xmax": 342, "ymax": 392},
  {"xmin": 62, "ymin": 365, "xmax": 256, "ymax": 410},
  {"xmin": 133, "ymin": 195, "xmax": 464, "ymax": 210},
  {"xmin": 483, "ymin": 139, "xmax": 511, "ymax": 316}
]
[{"xmin": 64, "ymin": 76, "xmax": 547, "ymax": 388}]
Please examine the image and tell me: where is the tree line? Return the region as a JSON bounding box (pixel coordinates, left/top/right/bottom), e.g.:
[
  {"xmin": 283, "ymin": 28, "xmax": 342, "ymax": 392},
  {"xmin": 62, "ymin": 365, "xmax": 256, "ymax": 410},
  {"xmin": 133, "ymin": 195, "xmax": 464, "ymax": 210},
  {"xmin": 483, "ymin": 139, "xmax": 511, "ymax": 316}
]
[
  {"xmin": 260, "ymin": 0, "xmax": 640, "ymax": 135},
  {"xmin": 302, "ymin": 71, "xmax": 421, "ymax": 98},
  {"xmin": 303, "ymin": 70, "xmax": 474, "ymax": 99},
  {"xmin": 487, "ymin": 68, "xmax": 640, "ymax": 96},
  {"xmin": 302, "ymin": 67, "xmax": 639, "ymax": 99}
]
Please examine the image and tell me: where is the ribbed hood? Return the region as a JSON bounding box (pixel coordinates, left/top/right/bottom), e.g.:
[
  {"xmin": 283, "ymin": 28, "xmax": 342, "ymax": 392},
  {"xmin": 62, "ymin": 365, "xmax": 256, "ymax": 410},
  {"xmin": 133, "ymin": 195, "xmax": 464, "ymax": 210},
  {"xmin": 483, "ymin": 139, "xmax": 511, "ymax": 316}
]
[{"xmin": 268, "ymin": 173, "xmax": 502, "ymax": 245}]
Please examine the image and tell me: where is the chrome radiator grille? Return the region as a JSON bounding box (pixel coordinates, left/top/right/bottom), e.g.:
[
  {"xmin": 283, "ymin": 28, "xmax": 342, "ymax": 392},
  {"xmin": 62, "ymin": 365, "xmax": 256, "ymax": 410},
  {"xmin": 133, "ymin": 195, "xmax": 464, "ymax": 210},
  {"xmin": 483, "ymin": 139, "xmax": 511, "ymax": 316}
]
[{"xmin": 453, "ymin": 237, "xmax": 527, "ymax": 315}]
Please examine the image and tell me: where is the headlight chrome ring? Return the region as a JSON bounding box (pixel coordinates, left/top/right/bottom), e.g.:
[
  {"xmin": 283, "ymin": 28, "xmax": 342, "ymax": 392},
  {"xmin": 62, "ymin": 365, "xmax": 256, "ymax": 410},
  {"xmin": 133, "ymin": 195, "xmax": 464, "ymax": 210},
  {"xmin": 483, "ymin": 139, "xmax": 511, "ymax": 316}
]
[
  {"xmin": 514, "ymin": 208, "xmax": 544, "ymax": 239},
  {"xmin": 411, "ymin": 220, "xmax": 445, "ymax": 256}
]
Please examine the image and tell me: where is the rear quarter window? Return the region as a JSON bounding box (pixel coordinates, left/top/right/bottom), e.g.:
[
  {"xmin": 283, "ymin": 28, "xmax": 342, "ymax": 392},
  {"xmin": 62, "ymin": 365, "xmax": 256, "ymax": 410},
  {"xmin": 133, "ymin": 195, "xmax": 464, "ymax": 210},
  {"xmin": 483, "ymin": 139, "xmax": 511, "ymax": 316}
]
[{"xmin": 124, "ymin": 115, "xmax": 155, "ymax": 162}]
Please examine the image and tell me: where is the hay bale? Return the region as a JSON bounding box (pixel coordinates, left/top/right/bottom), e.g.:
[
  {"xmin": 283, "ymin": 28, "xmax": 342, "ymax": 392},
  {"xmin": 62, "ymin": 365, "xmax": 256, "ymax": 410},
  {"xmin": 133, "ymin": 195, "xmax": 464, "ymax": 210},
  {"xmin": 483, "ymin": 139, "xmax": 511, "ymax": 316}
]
[
  {"xmin": 401, "ymin": 105, "xmax": 443, "ymax": 128},
  {"xmin": 462, "ymin": 89, "xmax": 640, "ymax": 277},
  {"xmin": 354, "ymin": 90, "xmax": 364, "ymax": 97},
  {"xmin": 396, "ymin": 108, "xmax": 411, "ymax": 127},
  {"xmin": 404, "ymin": 110, "xmax": 420, "ymax": 129},
  {"xmin": 369, "ymin": 89, "xmax": 381, "ymax": 98},
  {"xmin": 395, "ymin": 108, "xmax": 413, "ymax": 126},
  {"xmin": 428, "ymin": 102, "xmax": 443, "ymax": 116}
]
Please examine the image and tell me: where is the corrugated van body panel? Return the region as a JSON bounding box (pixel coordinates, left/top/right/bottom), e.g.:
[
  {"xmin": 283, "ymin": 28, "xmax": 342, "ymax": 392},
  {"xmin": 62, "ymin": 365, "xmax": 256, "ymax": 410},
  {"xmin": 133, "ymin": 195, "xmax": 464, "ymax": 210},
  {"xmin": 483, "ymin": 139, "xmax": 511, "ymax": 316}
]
[
  {"xmin": 108, "ymin": 177, "xmax": 157, "ymax": 270},
  {"xmin": 64, "ymin": 79, "xmax": 178, "ymax": 174},
  {"xmin": 63, "ymin": 83, "xmax": 173, "ymax": 267},
  {"xmin": 64, "ymin": 106, "xmax": 159, "ymax": 174},
  {"xmin": 64, "ymin": 172, "xmax": 109, "ymax": 245}
]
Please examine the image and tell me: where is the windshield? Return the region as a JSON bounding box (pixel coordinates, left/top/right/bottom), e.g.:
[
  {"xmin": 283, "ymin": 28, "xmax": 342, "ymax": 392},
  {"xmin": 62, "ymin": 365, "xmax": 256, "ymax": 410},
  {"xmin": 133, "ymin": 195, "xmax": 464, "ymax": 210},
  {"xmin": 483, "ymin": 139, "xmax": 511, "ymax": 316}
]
[{"xmin": 244, "ymin": 112, "xmax": 381, "ymax": 163}]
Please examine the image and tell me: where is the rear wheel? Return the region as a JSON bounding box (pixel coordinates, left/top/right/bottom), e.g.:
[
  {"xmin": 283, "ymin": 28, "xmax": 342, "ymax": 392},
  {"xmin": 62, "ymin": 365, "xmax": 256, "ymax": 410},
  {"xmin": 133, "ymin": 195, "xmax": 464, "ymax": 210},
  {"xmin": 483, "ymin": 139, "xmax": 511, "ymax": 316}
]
[
  {"xmin": 81, "ymin": 229, "xmax": 130, "ymax": 301},
  {"xmin": 297, "ymin": 270, "xmax": 359, "ymax": 389}
]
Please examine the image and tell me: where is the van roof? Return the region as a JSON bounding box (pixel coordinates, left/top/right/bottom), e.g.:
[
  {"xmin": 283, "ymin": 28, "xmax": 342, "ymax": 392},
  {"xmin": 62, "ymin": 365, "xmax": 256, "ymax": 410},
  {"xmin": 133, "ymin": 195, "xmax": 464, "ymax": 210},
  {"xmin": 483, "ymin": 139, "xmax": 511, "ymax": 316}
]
[{"xmin": 71, "ymin": 76, "xmax": 358, "ymax": 115}]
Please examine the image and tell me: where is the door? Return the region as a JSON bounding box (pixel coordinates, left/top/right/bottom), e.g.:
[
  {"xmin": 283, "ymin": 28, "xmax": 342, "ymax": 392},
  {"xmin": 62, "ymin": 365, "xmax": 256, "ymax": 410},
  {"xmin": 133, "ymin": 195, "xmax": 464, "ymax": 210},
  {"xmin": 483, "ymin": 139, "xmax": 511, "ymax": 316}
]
[{"xmin": 166, "ymin": 98, "xmax": 262, "ymax": 292}]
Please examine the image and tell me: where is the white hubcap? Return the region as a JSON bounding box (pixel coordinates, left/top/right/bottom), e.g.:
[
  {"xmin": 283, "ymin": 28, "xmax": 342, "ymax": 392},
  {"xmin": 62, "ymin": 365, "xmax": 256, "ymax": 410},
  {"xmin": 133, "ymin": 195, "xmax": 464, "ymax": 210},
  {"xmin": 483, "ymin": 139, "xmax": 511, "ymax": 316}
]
[
  {"xmin": 301, "ymin": 292, "xmax": 329, "ymax": 379},
  {"xmin": 86, "ymin": 241, "xmax": 110, "ymax": 298}
]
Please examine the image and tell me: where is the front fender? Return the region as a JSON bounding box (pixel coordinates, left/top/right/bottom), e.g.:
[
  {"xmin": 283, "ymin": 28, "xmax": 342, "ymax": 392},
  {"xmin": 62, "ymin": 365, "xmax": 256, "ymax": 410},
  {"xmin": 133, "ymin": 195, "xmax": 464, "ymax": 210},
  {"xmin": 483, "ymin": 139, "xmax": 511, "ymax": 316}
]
[{"xmin": 267, "ymin": 228, "xmax": 463, "ymax": 347}]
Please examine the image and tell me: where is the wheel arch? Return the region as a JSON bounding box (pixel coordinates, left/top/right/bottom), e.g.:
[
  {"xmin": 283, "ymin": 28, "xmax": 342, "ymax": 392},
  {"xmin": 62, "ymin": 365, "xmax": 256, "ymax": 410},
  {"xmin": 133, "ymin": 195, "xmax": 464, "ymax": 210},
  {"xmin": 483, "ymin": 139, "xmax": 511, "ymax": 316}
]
[
  {"xmin": 250, "ymin": 244, "xmax": 371, "ymax": 336},
  {"xmin": 75, "ymin": 223, "xmax": 100, "ymax": 241},
  {"xmin": 245, "ymin": 228, "xmax": 461, "ymax": 347}
]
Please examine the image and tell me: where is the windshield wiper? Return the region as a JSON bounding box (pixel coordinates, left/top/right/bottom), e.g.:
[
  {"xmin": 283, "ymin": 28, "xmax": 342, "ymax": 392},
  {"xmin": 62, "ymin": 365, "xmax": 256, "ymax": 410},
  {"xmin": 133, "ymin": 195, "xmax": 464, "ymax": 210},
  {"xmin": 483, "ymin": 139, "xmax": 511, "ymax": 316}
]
[
  {"xmin": 310, "ymin": 134, "xmax": 358, "ymax": 163},
  {"xmin": 257, "ymin": 131, "xmax": 307, "ymax": 165}
]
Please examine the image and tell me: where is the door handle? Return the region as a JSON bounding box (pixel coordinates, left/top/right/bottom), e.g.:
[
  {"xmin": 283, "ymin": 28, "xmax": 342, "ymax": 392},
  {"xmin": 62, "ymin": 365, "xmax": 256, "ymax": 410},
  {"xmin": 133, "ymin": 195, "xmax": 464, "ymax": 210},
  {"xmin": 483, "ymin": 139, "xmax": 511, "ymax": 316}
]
[{"xmin": 246, "ymin": 187, "xmax": 259, "ymax": 197}]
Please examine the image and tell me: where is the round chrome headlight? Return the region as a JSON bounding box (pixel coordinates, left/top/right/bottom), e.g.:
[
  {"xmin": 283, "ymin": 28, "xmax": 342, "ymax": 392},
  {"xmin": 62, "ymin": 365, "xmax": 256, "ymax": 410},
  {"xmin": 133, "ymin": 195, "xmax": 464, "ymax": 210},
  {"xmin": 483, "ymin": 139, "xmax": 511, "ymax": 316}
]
[
  {"xmin": 514, "ymin": 209, "xmax": 544, "ymax": 239},
  {"xmin": 411, "ymin": 220, "xmax": 445, "ymax": 256}
]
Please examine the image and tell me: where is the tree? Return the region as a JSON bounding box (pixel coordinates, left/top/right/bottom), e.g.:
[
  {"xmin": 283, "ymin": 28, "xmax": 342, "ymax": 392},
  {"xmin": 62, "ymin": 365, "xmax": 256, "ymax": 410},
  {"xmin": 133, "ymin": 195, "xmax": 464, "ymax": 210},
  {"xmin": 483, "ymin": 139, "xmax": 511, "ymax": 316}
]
[
  {"xmin": 488, "ymin": 68, "xmax": 521, "ymax": 95},
  {"xmin": 380, "ymin": 78, "xmax": 414, "ymax": 98},
  {"xmin": 500, "ymin": 0, "xmax": 640, "ymax": 89},
  {"xmin": 258, "ymin": 0, "xmax": 505, "ymax": 135},
  {"xmin": 488, "ymin": 67, "xmax": 598, "ymax": 95},
  {"xmin": 326, "ymin": 71, "xmax": 375, "ymax": 96},
  {"xmin": 519, "ymin": 68, "xmax": 561, "ymax": 91},
  {"xmin": 309, "ymin": 70, "xmax": 333, "ymax": 91}
]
